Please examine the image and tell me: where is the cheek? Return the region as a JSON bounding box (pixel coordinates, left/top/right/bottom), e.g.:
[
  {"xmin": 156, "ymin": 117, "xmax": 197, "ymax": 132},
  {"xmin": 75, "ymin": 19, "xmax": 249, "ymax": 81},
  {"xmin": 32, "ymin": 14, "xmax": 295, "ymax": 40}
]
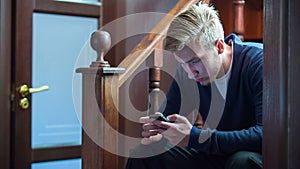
[
  {"xmin": 181, "ymin": 65, "xmax": 193, "ymax": 75},
  {"xmin": 201, "ymin": 57, "xmax": 219, "ymax": 74},
  {"xmin": 194, "ymin": 62, "xmax": 208, "ymax": 74}
]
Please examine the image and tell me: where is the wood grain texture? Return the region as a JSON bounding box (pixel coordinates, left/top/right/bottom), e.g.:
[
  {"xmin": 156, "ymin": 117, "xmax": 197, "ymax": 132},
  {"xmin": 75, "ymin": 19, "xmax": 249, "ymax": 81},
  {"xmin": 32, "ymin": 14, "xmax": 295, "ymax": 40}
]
[
  {"xmin": 233, "ymin": 0, "xmax": 245, "ymax": 40},
  {"xmin": 32, "ymin": 146, "xmax": 81, "ymax": 162},
  {"xmin": 263, "ymin": 0, "xmax": 288, "ymax": 168},
  {"xmin": 13, "ymin": 1, "xmax": 34, "ymax": 169},
  {"xmin": 78, "ymin": 67, "xmax": 123, "ymax": 169},
  {"xmin": 214, "ymin": 0, "xmax": 263, "ymax": 41},
  {"xmin": 103, "ymin": 75, "xmax": 120, "ymax": 169},
  {"xmin": 81, "ymin": 74, "xmax": 103, "ymax": 169},
  {"xmin": 288, "ymin": 1, "xmax": 300, "ymax": 168},
  {"xmin": 148, "ymin": 67, "xmax": 161, "ymax": 114},
  {"xmin": 244, "ymin": 0, "xmax": 263, "ymax": 40}
]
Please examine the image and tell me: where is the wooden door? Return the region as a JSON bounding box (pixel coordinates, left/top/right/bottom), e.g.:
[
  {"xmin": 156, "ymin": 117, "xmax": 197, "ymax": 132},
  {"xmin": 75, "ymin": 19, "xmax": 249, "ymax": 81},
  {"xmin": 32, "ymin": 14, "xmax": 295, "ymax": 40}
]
[
  {"xmin": 0, "ymin": 0, "xmax": 12, "ymax": 169},
  {"xmin": 11, "ymin": 0, "xmax": 101, "ymax": 168}
]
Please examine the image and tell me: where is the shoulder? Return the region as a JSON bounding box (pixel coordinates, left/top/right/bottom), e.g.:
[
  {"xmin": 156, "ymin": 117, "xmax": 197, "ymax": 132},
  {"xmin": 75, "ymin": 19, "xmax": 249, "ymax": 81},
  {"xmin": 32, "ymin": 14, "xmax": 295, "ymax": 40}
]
[{"xmin": 226, "ymin": 34, "xmax": 263, "ymax": 65}]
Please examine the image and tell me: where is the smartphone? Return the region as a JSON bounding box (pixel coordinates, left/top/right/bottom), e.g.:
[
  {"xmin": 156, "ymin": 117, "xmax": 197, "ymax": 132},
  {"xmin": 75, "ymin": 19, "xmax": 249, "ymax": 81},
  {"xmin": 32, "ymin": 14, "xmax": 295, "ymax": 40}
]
[{"xmin": 149, "ymin": 114, "xmax": 171, "ymax": 122}]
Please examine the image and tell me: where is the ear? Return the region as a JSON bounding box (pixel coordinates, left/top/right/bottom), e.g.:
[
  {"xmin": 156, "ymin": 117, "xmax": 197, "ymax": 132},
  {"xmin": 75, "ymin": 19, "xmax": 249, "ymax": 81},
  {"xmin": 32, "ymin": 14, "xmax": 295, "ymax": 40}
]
[{"xmin": 215, "ymin": 39, "xmax": 225, "ymax": 54}]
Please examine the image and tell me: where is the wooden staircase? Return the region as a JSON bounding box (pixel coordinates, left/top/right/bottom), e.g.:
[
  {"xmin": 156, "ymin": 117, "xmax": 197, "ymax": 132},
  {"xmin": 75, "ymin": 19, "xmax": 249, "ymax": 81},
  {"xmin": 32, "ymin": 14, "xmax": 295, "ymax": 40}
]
[{"xmin": 76, "ymin": 0, "xmax": 247, "ymax": 169}]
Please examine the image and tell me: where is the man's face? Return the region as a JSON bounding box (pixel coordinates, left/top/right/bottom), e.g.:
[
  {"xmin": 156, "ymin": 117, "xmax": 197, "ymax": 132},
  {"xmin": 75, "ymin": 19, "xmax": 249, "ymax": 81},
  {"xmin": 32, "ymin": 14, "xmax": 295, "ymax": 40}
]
[{"xmin": 174, "ymin": 43, "xmax": 222, "ymax": 86}]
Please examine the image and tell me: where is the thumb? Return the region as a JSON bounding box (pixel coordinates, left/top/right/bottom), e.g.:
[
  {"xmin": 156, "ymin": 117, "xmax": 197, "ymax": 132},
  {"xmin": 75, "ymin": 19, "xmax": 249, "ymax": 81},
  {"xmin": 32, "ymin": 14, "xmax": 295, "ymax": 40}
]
[{"xmin": 167, "ymin": 114, "xmax": 188, "ymax": 123}]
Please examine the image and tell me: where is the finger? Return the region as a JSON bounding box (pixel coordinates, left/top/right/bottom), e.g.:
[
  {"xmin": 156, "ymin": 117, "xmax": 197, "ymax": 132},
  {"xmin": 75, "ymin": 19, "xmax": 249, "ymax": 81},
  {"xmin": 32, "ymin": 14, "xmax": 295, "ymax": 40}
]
[
  {"xmin": 160, "ymin": 121, "xmax": 178, "ymax": 129},
  {"xmin": 139, "ymin": 116, "xmax": 155, "ymax": 124},
  {"xmin": 141, "ymin": 138, "xmax": 152, "ymax": 145},
  {"xmin": 152, "ymin": 120, "xmax": 172, "ymax": 129},
  {"xmin": 141, "ymin": 134, "xmax": 162, "ymax": 145},
  {"xmin": 140, "ymin": 112, "xmax": 162, "ymax": 124},
  {"xmin": 167, "ymin": 114, "xmax": 188, "ymax": 123},
  {"xmin": 142, "ymin": 123, "xmax": 160, "ymax": 131},
  {"xmin": 142, "ymin": 130, "xmax": 159, "ymax": 138}
]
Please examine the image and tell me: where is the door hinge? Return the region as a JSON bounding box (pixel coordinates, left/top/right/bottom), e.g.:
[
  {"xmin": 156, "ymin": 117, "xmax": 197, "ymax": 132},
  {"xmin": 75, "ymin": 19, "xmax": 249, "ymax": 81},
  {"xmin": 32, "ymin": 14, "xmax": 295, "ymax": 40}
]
[{"xmin": 10, "ymin": 93, "xmax": 15, "ymax": 102}]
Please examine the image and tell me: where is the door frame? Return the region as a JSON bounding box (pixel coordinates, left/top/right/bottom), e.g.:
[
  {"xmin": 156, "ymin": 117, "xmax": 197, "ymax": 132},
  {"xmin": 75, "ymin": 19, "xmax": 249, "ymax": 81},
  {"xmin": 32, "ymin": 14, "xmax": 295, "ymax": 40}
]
[
  {"xmin": 0, "ymin": 0, "xmax": 12, "ymax": 169},
  {"xmin": 263, "ymin": 0, "xmax": 300, "ymax": 168},
  {"xmin": 10, "ymin": 0, "xmax": 102, "ymax": 168}
]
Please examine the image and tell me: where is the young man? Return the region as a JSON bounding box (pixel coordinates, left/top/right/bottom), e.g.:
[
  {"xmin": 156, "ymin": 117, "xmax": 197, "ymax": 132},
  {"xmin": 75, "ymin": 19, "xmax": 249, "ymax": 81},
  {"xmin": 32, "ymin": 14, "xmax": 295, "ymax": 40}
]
[{"xmin": 126, "ymin": 3, "xmax": 263, "ymax": 169}]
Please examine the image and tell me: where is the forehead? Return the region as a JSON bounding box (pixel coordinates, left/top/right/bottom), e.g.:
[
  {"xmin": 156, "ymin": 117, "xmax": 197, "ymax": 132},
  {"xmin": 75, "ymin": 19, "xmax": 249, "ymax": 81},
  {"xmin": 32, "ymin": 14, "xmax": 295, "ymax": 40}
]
[
  {"xmin": 174, "ymin": 43, "xmax": 205, "ymax": 61},
  {"xmin": 175, "ymin": 45, "xmax": 196, "ymax": 56}
]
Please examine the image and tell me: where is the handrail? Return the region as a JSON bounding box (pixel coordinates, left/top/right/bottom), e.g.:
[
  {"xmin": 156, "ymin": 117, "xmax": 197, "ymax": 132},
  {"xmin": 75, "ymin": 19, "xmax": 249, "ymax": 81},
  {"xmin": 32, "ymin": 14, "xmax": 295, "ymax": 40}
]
[{"xmin": 118, "ymin": 0, "xmax": 198, "ymax": 87}]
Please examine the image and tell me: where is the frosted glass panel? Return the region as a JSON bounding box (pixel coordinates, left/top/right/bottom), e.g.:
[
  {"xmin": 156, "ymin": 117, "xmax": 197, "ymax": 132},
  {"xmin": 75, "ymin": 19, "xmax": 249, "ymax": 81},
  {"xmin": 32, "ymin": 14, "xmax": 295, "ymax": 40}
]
[
  {"xmin": 32, "ymin": 158, "xmax": 81, "ymax": 169},
  {"xmin": 32, "ymin": 13, "xmax": 97, "ymax": 148}
]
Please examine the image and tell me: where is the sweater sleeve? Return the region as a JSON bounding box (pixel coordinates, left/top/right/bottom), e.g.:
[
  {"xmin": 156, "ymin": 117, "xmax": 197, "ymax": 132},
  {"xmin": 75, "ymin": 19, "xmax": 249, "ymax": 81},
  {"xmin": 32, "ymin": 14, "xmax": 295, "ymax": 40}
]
[
  {"xmin": 188, "ymin": 47, "xmax": 263, "ymax": 155},
  {"xmin": 188, "ymin": 125, "xmax": 262, "ymax": 154}
]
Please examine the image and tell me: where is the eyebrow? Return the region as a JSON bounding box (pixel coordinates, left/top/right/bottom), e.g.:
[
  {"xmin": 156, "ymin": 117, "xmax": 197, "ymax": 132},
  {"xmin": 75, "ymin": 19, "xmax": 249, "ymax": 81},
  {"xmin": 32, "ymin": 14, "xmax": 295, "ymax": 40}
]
[{"xmin": 181, "ymin": 57, "xmax": 200, "ymax": 64}]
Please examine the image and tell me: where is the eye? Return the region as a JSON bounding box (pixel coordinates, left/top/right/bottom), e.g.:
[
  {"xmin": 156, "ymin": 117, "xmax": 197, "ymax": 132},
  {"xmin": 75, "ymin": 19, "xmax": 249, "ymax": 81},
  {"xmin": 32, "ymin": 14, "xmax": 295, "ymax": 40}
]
[{"xmin": 191, "ymin": 58, "xmax": 201, "ymax": 64}]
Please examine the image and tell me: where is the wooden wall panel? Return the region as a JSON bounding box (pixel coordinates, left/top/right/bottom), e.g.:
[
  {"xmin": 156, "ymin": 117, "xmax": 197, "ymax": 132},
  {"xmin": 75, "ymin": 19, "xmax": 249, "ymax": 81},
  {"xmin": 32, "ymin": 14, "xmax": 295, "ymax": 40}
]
[
  {"xmin": 213, "ymin": 0, "xmax": 263, "ymax": 41},
  {"xmin": 289, "ymin": 0, "xmax": 300, "ymax": 167},
  {"xmin": 244, "ymin": 1, "xmax": 263, "ymax": 40},
  {"xmin": 263, "ymin": 0, "xmax": 300, "ymax": 168},
  {"xmin": 263, "ymin": 0, "xmax": 288, "ymax": 168},
  {"xmin": 102, "ymin": 0, "xmax": 126, "ymax": 66},
  {"xmin": 102, "ymin": 0, "xmax": 178, "ymax": 66}
]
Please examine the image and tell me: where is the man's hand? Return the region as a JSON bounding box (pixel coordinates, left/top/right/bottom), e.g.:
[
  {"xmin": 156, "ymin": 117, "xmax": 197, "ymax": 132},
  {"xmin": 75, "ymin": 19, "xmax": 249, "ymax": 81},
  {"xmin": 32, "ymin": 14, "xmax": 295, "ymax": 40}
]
[
  {"xmin": 155, "ymin": 114, "xmax": 193, "ymax": 147},
  {"xmin": 139, "ymin": 114, "xmax": 163, "ymax": 145}
]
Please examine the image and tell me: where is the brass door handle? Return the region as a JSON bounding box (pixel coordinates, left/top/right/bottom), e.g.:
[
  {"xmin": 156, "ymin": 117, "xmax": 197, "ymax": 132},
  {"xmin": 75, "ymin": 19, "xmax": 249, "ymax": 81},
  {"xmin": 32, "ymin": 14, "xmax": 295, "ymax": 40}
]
[
  {"xmin": 19, "ymin": 98, "xmax": 30, "ymax": 109},
  {"xmin": 17, "ymin": 84, "xmax": 49, "ymax": 97},
  {"xmin": 17, "ymin": 84, "xmax": 49, "ymax": 109}
]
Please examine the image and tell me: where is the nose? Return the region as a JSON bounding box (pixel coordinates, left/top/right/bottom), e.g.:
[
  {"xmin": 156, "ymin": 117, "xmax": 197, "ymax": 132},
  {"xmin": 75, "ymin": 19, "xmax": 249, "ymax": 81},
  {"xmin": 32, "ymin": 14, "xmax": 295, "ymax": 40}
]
[{"xmin": 186, "ymin": 64, "xmax": 199, "ymax": 79}]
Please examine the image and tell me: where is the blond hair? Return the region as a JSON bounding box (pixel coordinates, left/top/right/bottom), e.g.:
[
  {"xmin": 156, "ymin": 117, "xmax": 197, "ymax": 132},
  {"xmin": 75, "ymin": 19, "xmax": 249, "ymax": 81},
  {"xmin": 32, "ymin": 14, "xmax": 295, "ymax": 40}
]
[{"xmin": 164, "ymin": 2, "xmax": 224, "ymax": 52}]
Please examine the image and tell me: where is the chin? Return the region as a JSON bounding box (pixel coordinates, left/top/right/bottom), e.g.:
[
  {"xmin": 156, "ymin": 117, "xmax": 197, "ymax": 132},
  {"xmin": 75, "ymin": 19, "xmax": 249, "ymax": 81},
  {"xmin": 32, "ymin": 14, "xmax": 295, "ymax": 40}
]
[
  {"xmin": 197, "ymin": 79, "xmax": 211, "ymax": 86},
  {"xmin": 195, "ymin": 77, "xmax": 211, "ymax": 86}
]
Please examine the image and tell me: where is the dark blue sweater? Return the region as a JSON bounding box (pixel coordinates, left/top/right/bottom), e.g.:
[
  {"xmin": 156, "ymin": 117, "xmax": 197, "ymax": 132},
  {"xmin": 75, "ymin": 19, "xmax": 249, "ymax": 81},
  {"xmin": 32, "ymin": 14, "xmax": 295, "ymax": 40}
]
[{"xmin": 162, "ymin": 34, "xmax": 263, "ymax": 155}]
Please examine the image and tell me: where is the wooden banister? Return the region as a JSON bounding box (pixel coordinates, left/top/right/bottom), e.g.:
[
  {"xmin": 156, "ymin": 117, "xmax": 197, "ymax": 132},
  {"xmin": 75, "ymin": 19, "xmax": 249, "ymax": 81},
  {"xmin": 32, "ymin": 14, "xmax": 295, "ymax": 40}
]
[{"xmin": 118, "ymin": 0, "xmax": 198, "ymax": 87}]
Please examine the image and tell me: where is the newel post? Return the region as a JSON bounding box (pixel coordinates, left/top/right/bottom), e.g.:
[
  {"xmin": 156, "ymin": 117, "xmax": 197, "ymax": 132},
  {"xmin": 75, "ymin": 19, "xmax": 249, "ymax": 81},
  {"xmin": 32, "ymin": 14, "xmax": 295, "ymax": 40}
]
[{"xmin": 76, "ymin": 31, "xmax": 125, "ymax": 169}]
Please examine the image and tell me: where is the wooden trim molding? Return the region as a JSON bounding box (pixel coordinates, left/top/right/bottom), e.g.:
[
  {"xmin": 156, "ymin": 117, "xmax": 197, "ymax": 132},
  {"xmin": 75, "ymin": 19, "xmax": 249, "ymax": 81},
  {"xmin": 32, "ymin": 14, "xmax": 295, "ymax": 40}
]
[
  {"xmin": 263, "ymin": 0, "xmax": 288, "ymax": 168},
  {"xmin": 0, "ymin": 0, "xmax": 12, "ymax": 169},
  {"xmin": 263, "ymin": 0, "xmax": 300, "ymax": 168},
  {"xmin": 34, "ymin": 0, "xmax": 102, "ymax": 17},
  {"xmin": 32, "ymin": 146, "xmax": 81, "ymax": 163},
  {"xmin": 13, "ymin": 0, "xmax": 35, "ymax": 168},
  {"xmin": 288, "ymin": 0, "xmax": 300, "ymax": 168}
]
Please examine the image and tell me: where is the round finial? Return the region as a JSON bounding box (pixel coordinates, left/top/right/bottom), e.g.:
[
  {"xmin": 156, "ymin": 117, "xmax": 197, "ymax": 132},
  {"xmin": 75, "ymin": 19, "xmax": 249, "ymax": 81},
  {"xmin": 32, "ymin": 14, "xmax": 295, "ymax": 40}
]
[
  {"xmin": 91, "ymin": 31, "xmax": 111, "ymax": 53},
  {"xmin": 90, "ymin": 30, "xmax": 111, "ymax": 67}
]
